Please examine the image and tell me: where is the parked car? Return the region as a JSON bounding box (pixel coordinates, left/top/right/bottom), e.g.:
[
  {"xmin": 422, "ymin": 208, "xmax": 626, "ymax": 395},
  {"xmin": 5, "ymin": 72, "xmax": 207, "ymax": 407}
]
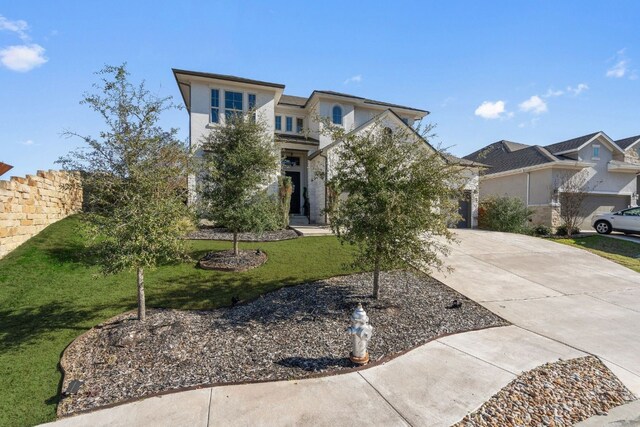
[{"xmin": 592, "ymin": 206, "xmax": 640, "ymax": 235}]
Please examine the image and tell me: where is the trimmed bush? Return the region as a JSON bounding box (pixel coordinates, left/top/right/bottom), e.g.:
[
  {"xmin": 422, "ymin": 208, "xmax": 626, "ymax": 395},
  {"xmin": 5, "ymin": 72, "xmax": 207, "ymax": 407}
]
[
  {"xmin": 478, "ymin": 196, "xmax": 533, "ymax": 233},
  {"xmin": 555, "ymin": 224, "xmax": 580, "ymax": 236},
  {"xmin": 532, "ymin": 224, "xmax": 551, "ymax": 236}
]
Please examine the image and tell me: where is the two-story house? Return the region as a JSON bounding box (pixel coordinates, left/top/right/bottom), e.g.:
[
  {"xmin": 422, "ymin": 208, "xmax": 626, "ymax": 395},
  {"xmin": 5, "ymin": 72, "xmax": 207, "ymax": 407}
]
[
  {"xmin": 464, "ymin": 132, "xmax": 640, "ymax": 229},
  {"xmin": 173, "ymin": 68, "xmax": 482, "ymax": 227}
]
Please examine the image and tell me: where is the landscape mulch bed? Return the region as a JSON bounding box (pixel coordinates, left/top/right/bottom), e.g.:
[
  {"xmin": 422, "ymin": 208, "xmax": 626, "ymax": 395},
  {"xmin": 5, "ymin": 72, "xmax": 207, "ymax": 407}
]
[
  {"xmin": 197, "ymin": 249, "xmax": 267, "ymax": 272},
  {"xmin": 187, "ymin": 227, "xmax": 298, "ymax": 241},
  {"xmin": 454, "ymin": 356, "xmax": 635, "ymax": 426},
  {"xmin": 57, "ymin": 271, "xmax": 508, "ymax": 416}
]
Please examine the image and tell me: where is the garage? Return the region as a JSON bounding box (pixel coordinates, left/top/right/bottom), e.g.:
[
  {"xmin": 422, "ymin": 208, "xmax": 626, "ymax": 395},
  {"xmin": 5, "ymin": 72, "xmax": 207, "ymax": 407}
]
[{"xmin": 564, "ymin": 194, "xmax": 631, "ymax": 230}]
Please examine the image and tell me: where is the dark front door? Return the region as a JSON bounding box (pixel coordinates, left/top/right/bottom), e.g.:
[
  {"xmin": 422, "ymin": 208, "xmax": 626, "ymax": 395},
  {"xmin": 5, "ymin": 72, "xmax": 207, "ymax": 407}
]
[
  {"xmin": 286, "ymin": 171, "xmax": 301, "ymax": 214},
  {"xmin": 457, "ymin": 192, "xmax": 471, "ymax": 228}
]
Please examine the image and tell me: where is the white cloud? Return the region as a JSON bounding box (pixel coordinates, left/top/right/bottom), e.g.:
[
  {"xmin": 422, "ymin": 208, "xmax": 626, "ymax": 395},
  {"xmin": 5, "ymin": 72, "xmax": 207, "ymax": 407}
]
[
  {"xmin": 474, "ymin": 100, "xmax": 508, "ymax": 119},
  {"xmin": 606, "ymin": 60, "xmax": 628, "ymax": 78},
  {"xmin": 21, "ymin": 139, "xmax": 34, "ymax": 146},
  {"xmin": 343, "ymin": 74, "xmax": 362, "ymax": 85},
  {"xmin": 0, "ymin": 44, "xmax": 48, "ymax": 72},
  {"xmin": 566, "ymin": 83, "xmax": 589, "ymax": 96},
  {"xmin": 519, "ymin": 95, "xmax": 547, "ymax": 114},
  {"xmin": 0, "ymin": 15, "xmax": 29, "ymax": 41},
  {"xmin": 543, "ymin": 88, "xmax": 564, "ymax": 98}
]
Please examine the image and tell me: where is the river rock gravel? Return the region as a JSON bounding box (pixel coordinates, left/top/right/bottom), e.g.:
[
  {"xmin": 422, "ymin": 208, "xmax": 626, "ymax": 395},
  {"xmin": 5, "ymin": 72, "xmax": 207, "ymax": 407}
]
[
  {"xmin": 186, "ymin": 227, "xmax": 298, "ymax": 241},
  {"xmin": 453, "ymin": 356, "xmax": 636, "ymax": 427},
  {"xmin": 57, "ymin": 270, "xmax": 508, "ymax": 416}
]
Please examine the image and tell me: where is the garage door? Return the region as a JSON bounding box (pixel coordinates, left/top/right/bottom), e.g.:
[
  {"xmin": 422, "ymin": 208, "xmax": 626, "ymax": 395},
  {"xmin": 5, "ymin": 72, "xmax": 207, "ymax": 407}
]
[{"xmin": 562, "ymin": 194, "xmax": 630, "ymax": 230}]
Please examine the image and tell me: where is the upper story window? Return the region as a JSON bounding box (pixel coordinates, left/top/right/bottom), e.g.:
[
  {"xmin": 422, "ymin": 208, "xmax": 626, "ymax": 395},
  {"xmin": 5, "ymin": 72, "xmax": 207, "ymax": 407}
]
[
  {"xmin": 332, "ymin": 105, "xmax": 343, "ymax": 125},
  {"xmin": 592, "ymin": 144, "xmax": 600, "ymax": 159},
  {"xmin": 286, "ymin": 116, "xmax": 293, "ymax": 132},
  {"xmin": 210, "ymin": 89, "xmax": 220, "ymax": 123},
  {"xmin": 224, "ymin": 91, "xmax": 243, "ymax": 120},
  {"xmin": 296, "ymin": 118, "xmax": 304, "ymax": 133},
  {"xmin": 248, "ymin": 93, "xmax": 256, "ymax": 121},
  {"xmin": 275, "ymin": 116, "xmax": 282, "ymax": 131}
]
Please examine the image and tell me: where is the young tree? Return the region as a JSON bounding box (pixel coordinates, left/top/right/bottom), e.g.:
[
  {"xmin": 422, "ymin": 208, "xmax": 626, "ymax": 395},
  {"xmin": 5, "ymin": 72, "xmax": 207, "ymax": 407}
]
[
  {"xmin": 199, "ymin": 112, "xmax": 280, "ymax": 255},
  {"xmin": 553, "ymin": 170, "xmax": 594, "ymax": 237},
  {"xmin": 59, "ymin": 64, "xmax": 192, "ymax": 322},
  {"xmin": 324, "ymin": 122, "xmax": 464, "ymax": 299}
]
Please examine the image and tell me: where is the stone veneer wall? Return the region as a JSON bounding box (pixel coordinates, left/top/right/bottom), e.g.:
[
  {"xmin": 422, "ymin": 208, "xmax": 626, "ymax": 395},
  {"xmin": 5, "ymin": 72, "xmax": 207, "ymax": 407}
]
[
  {"xmin": 0, "ymin": 170, "xmax": 82, "ymax": 259},
  {"xmin": 529, "ymin": 204, "xmax": 561, "ymax": 228}
]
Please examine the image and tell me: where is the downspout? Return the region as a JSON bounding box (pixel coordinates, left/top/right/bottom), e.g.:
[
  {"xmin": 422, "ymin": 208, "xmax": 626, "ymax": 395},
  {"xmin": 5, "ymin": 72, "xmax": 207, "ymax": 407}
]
[{"xmin": 526, "ymin": 172, "xmax": 530, "ymax": 206}]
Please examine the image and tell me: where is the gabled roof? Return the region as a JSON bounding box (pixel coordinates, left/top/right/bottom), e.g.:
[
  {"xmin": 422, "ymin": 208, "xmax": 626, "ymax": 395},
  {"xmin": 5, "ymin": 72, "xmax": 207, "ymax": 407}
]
[
  {"xmin": 464, "ymin": 140, "xmax": 558, "ymax": 174},
  {"xmin": 275, "ymin": 133, "xmax": 319, "ymax": 145},
  {"xmin": 276, "ymin": 90, "xmax": 429, "ymax": 114},
  {"xmin": 543, "ymin": 131, "xmax": 602, "ymax": 154},
  {"xmin": 309, "ymin": 109, "xmax": 483, "ymax": 167},
  {"xmin": 616, "ymin": 135, "xmax": 640, "ymax": 150}
]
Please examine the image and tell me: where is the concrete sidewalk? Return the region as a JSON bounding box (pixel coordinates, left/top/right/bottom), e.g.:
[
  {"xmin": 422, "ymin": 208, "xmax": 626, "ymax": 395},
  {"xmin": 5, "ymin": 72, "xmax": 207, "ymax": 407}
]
[{"xmin": 42, "ymin": 326, "xmax": 585, "ymax": 427}]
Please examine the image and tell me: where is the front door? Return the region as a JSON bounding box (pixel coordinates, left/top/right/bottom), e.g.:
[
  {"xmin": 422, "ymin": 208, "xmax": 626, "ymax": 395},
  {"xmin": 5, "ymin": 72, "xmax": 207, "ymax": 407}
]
[
  {"xmin": 456, "ymin": 192, "xmax": 471, "ymax": 228},
  {"xmin": 286, "ymin": 171, "xmax": 301, "ymax": 214}
]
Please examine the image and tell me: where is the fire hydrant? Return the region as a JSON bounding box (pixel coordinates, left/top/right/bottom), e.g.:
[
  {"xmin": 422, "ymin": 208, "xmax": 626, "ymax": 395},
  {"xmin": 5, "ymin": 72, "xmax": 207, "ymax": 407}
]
[{"xmin": 347, "ymin": 303, "xmax": 373, "ymax": 365}]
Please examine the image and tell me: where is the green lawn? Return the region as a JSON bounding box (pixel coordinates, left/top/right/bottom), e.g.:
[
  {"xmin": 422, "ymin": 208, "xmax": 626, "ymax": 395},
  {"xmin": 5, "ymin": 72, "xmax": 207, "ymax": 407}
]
[
  {"xmin": 0, "ymin": 216, "xmax": 358, "ymax": 427},
  {"xmin": 555, "ymin": 235, "xmax": 640, "ymax": 273}
]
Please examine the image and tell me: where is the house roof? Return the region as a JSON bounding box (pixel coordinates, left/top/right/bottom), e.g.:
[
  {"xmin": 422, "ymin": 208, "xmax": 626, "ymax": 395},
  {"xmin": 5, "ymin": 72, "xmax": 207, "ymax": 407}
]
[
  {"xmin": 275, "ymin": 133, "xmax": 319, "ymax": 145},
  {"xmin": 276, "ymin": 90, "xmax": 429, "ymax": 114},
  {"xmin": 0, "ymin": 162, "xmax": 13, "ymax": 177},
  {"xmin": 543, "ymin": 131, "xmax": 602, "ymax": 154},
  {"xmin": 616, "ymin": 135, "xmax": 640, "ymax": 150},
  {"xmin": 464, "ymin": 140, "xmax": 558, "ymax": 174},
  {"xmin": 172, "ymin": 69, "xmax": 285, "ymax": 89}
]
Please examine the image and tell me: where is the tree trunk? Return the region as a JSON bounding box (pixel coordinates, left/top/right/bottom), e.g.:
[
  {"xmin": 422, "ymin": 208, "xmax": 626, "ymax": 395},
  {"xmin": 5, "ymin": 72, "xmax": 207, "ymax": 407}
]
[
  {"xmin": 137, "ymin": 267, "xmax": 146, "ymax": 322},
  {"xmin": 233, "ymin": 232, "xmax": 239, "ymax": 256},
  {"xmin": 372, "ymin": 259, "xmax": 380, "ymax": 299}
]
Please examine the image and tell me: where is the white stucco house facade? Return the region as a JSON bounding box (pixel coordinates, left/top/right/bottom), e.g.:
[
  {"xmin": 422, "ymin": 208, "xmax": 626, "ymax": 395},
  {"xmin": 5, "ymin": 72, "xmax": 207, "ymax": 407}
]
[
  {"xmin": 173, "ymin": 69, "xmax": 482, "ymax": 227},
  {"xmin": 464, "ymin": 132, "xmax": 640, "ymax": 229}
]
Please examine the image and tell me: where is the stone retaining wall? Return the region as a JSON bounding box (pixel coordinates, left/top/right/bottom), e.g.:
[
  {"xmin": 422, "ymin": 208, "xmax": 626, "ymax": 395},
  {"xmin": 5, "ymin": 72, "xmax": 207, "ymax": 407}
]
[
  {"xmin": 0, "ymin": 170, "xmax": 82, "ymax": 259},
  {"xmin": 529, "ymin": 204, "xmax": 561, "ymax": 228}
]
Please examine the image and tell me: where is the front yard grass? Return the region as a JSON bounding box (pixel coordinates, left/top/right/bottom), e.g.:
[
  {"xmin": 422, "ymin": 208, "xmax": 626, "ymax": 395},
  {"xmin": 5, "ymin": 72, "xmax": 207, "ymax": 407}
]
[
  {"xmin": 555, "ymin": 235, "xmax": 640, "ymax": 273},
  {"xmin": 0, "ymin": 216, "xmax": 358, "ymax": 427}
]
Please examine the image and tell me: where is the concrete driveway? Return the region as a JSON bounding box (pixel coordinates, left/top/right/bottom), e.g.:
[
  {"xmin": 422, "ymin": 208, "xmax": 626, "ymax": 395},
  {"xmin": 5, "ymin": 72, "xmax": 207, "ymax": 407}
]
[{"xmin": 432, "ymin": 229, "xmax": 640, "ymax": 395}]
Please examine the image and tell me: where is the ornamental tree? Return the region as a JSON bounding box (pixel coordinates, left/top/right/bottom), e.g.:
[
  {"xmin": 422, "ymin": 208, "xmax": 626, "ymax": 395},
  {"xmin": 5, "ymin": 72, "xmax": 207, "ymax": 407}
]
[
  {"xmin": 199, "ymin": 112, "xmax": 280, "ymax": 255},
  {"xmin": 553, "ymin": 170, "xmax": 596, "ymax": 237},
  {"xmin": 58, "ymin": 64, "xmax": 193, "ymax": 322},
  {"xmin": 324, "ymin": 121, "xmax": 464, "ymax": 299}
]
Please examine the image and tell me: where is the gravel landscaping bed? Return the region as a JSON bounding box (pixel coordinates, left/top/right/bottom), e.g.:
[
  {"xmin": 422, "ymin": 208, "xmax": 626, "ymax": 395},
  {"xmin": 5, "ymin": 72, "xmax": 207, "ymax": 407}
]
[
  {"xmin": 197, "ymin": 249, "xmax": 267, "ymax": 272},
  {"xmin": 57, "ymin": 270, "xmax": 508, "ymax": 416},
  {"xmin": 454, "ymin": 356, "xmax": 635, "ymax": 426},
  {"xmin": 187, "ymin": 227, "xmax": 298, "ymax": 241}
]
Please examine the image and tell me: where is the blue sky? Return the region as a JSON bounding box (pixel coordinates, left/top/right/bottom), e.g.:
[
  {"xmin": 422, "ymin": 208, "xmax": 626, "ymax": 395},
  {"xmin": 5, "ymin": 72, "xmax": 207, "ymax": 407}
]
[{"xmin": 1, "ymin": 1, "xmax": 639, "ymax": 177}]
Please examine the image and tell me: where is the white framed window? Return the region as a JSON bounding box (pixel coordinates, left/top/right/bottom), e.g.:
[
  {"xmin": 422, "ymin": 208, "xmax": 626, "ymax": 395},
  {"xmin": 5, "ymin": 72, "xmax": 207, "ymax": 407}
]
[
  {"xmin": 592, "ymin": 144, "xmax": 600, "ymax": 159},
  {"xmin": 285, "ymin": 116, "xmax": 293, "ymax": 132},
  {"xmin": 296, "ymin": 118, "xmax": 304, "ymax": 133},
  {"xmin": 224, "ymin": 91, "xmax": 243, "ymax": 120},
  {"xmin": 275, "ymin": 116, "xmax": 282, "ymax": 131},
  {"xmin": 210, "ymin": 89, "xmax": 220, "ymax": 123}
]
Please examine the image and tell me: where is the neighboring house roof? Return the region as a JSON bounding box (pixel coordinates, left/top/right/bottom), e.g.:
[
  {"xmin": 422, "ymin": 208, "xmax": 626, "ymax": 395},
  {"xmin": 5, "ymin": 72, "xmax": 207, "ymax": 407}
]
[
  {"xmin": 172, "ymin": 69, "xmax": 285, "ymax": 89},
  {"xmin": 543, "ymin": 131, "xmax": 602, "ymax": 154},
  {"xmin": 275, "ymin": 133, "xmax": 319, "ymax": 145},
  {"xmin": 464, "ymin": 140, "xmax": 559, "ymax": 174},
  {"xmin": 616, "ymin": 135, "xmax": 640, "ymax": 150},
  {"xmin": 0, "ymin": 162, "xmax": 13, "ymax": 177}
]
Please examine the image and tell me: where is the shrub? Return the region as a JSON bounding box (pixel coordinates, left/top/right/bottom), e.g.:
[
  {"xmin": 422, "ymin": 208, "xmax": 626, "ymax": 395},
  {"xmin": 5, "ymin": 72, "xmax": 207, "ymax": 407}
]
[
  {"xmin": 532, "ymin": 224, "xmax": 551, "ymax": 236},
  {"xmin": 478, "ymin": 196, "xmax": 533, "ymax": 233},
  {"xmin": 555, "ymin": 224, "xmax": 580, "ymax": 237}
]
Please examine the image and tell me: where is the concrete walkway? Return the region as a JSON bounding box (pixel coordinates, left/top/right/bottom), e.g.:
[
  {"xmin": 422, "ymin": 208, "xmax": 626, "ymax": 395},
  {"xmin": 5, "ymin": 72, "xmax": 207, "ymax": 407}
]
[{"xmin": 42, "ymin": 230, "xmax": 640, "ymax": 426}]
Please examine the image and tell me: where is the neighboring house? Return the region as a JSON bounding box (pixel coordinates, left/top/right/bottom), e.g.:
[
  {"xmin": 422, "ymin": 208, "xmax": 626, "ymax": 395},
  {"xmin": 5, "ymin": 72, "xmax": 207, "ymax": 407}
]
[
  {"xmin": 173, "ymin": 69, "xmax": 482, "ymax": 227},
  {"xmin": 464, "ymin": 132, "xmax": 640, "ymax": 229}
]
